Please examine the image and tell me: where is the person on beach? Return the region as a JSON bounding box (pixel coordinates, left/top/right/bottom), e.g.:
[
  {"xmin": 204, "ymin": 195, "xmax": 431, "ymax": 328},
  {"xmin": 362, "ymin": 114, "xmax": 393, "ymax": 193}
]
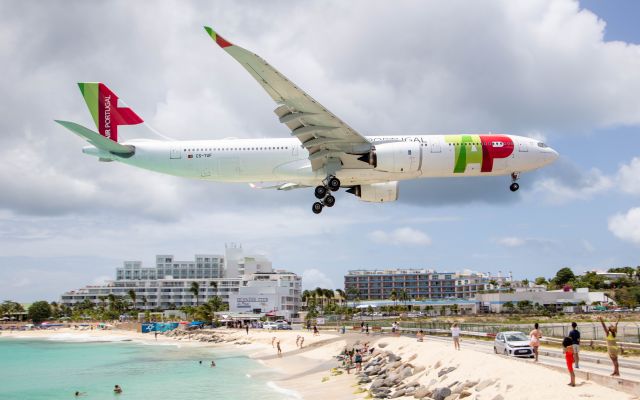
[
  {"xmin": 296, "ymin": 335, "xmax": 301, "ymax": 347},
  {"xmin": 276, "ymin": 339, "xmax": 282, "ymax": 357},
  {"xmin": 451, "ymin": 323, "xmax": 460, "ymax": 350},
  {"xmin": 417, "ymin": 329, "xmax": 424, "ymax": 342},
  {"xmin": 211, "ymin": 360, "xmax": 216, "ymax": 367},
  {"xmin": 568, "ymin": 322, "xmax": 580, "ymax": 369},
  {"xmin": 272, "ymin": 336, "xmax": 277, "ymax": 348},
  {"xmin": 245, "ymin": 324, "xmax": 249, "ymax": 335},
  {"xmin": 366, "ymin": 323, "xmax": 370, "ymax": 335},
  {"xmin": 313, "ymin": 325, "xmax": 319, "ymax": 336},
  {"xmin": 113, "ymin": 385, "xmax": 122, "ymax": 394},
  {"xmin": 355, "ymin": 350, "xmax": 363, "ymax": 372},
  {"xmin": 562, "ymin": 336, "xmax": 576, "ymax": 387},
  {"xmin": 360, "ymin": 321, "xmax": 364, "ymax": 333},
  {"xmin": 154, "ymin": 331, "xmax": 158, "ymax": 341},
  {"xmin": 529, "ymin": 323, "xmax": 542, "ymax": 362},
  {"xmin": 599, "ymin": 315, "xmax": 621, "ymax": 376},
  {"xmin": 299, "ymin": 336, "xmax": 304, "ymax": 348},
  {"xmin": 306, "ymin": 321, "xmax": 311, "ymax": 331}
]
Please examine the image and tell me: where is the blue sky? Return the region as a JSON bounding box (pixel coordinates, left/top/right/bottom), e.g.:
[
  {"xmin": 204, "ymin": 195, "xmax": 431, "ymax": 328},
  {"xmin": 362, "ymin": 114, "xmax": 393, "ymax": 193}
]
[{"xmin": 1, "ymin": 0, "xmax": 639, "ymax": 302}]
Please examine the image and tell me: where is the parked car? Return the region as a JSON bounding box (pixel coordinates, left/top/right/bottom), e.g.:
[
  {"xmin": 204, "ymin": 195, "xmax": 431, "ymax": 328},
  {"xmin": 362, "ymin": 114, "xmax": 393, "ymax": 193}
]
[
  {"xmin": 262, "ymin": 322, "xmax": 279, "ymax": 330},
  {"xmin": 493, "ymin": 331, "xmax": 534, "ymax": 358}
]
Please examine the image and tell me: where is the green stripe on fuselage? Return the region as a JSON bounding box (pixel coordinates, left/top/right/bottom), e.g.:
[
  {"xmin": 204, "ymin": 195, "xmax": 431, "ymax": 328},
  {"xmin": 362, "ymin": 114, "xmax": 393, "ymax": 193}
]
[{"xmin": 446, "ymin": 135, "xmax": 482, "ymax": 173}]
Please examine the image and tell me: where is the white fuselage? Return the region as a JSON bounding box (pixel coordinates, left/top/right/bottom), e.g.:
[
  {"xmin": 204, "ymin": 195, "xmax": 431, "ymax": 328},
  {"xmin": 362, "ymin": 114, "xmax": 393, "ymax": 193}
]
[{"xmin": 83, "ymin": 134, "xmax": 558, "ymax": 186}]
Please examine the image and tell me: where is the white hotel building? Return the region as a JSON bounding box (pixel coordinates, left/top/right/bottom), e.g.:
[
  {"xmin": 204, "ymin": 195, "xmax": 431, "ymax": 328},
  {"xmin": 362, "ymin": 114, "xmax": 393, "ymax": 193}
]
[{"xmin": 60, "ymin": 244, "xmax": 302, "ymax": 320}]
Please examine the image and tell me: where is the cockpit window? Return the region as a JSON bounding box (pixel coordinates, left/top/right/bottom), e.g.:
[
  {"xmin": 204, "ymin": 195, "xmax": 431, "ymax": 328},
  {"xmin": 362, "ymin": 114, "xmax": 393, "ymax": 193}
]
[{"xmin": 537, "ymin": 142, "xmax": 548, "ymax": 148}]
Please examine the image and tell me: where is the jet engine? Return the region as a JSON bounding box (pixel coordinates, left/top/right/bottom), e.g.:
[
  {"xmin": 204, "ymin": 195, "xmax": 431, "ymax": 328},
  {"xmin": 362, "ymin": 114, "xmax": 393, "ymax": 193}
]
[
  {"xmin": 359, "ymin": 142, "xmax": 421, "ymax": 173},
  {"xmin": 347, "ymin": 181, "xmax": 399, "ymax": 202}
]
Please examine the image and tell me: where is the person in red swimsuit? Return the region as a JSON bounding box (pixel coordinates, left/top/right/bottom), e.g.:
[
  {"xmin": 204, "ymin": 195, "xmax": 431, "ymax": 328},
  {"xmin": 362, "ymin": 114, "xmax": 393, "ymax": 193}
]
[{"xmin": 562, "ymin": 336, "xmax": 575, "ymax": 387}]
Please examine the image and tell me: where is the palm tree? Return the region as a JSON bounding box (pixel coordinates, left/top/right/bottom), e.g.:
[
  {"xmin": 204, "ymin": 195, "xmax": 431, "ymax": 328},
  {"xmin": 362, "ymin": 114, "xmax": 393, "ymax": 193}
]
[
  {"xmin": 98, "ymin": 296, "xmax": 107, "ymax": 310},
  {"xmin": 108, "ymin": 294, "xmax": 117, "ymax": 312},
  {"xmin": 141, "ymin": 295, "xmax": 148, "ymax": 310},
  {"xmin": 324, "ymin": 289, "xmax": 335, "ymax": 307},
  {"xmin": 335, "ymin": 289, "xmax": 346, "ymax": 306},
  {"xmin": 209, "ymin": 281, "xmax": 218, "ymax": 292},
  {"xmin": 399, "ymin": 289, "xmax": 409, "ymax": 310},
  {"xmin": 450, "ymin": 303, "xmax": 459, "ymax": 315},
  {"xmin": 190, "ymin": 281, "xmax": 200, "ymax": 307},
  {"xmin": 389, "ymin": 289, "xmax": 398, "ymax": 308},
  {"xmin": 315, "ymin": 287, "xmax": 325, "ymax": 311},
  {"xmin": 128, "ymin": 289, "xmax": 137, "ymax": 310}
]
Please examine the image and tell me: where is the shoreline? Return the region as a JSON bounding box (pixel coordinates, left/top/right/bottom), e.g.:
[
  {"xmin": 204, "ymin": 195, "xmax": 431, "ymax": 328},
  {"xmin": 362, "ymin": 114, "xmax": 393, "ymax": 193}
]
[
  {"xmin": 0, "ymin": 327, "xmax": 359, "ymax": 400},
  {"xmin": 2, "ymin": 327, "xmax": 638, "ymax": 399}
]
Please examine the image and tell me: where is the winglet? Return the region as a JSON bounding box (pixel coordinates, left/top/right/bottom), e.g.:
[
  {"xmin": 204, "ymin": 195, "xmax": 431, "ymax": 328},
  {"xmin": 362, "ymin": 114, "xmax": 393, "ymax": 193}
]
[{"xmin": 204, "ymin": 26, "xmax": 233, "ymax": 48}]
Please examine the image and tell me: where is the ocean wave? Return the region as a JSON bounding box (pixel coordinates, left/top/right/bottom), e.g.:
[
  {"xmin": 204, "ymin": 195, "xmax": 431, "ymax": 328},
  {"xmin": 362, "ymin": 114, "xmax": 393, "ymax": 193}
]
[{"xmin": 266, "ymin": 381, "xmax": 302, "ymax": 400}]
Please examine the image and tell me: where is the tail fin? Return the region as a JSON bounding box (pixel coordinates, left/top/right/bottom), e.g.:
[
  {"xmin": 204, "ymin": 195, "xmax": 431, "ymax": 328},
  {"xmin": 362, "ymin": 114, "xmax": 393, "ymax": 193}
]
[{"xmin": 77, "ymin": 82, "xmax": 143, "ymax": 142}]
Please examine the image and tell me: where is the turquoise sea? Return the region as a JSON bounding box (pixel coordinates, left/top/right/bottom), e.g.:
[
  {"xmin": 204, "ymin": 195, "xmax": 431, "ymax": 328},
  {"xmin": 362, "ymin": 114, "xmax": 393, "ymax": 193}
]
[{"xmin": 0, "ymin": 338, "xmax": 298, "ymax": 400}]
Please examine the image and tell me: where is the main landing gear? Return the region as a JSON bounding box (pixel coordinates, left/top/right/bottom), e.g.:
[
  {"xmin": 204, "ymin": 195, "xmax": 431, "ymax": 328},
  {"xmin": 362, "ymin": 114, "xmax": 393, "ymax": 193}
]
[
  {"xmin": 510, "ymin": 172, "xmax": 520, "ymax": 192},
  {"xmin": 312, "ymin": 176, "xmax": 340, "ymax": 214}
]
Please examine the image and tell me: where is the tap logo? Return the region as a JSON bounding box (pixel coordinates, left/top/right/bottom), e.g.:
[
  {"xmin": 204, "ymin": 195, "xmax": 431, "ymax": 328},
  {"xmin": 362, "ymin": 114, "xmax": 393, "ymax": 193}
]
[
  {"xmin": 445, "ymin": 135, "xmax": 514, "ymax": 173},
  {"xmin": 77, "ymin": 83, "xmax": 143, "ymax": 142}
]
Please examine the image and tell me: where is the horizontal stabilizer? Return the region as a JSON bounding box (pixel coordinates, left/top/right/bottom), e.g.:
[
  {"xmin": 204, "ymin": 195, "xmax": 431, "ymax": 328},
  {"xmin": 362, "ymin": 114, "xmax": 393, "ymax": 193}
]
[{"xmin": 55, "ymin": 120, "xmax": 135, "ymax": 157}]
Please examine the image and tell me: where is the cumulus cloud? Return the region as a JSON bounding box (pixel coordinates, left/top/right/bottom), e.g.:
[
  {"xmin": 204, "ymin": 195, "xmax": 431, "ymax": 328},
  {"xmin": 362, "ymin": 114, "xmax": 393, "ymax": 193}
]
[
  {"xmin": 532, "ymin": 160, "xmax": 613, "ymax": 204},
  {"xmin": 369, "ymin": 227, "xmax": 432, "ymax": 246},
  {"xmin": 608, "ymin": 208, "xmax": 640, "ymax": 245},
  {"xmin": 617, "ymin": 157, "xmax": 640, "ymax": 195},
  {"xmin": 302, "ymin": 269, "xmax": 336, "ymax": 290}
]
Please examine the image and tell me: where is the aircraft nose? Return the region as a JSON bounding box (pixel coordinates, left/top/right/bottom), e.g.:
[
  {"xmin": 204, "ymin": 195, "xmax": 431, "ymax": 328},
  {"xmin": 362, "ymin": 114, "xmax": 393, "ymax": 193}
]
[{"xmin": 547, "ymin": 148, "xmax": 559, "ymax": 164}]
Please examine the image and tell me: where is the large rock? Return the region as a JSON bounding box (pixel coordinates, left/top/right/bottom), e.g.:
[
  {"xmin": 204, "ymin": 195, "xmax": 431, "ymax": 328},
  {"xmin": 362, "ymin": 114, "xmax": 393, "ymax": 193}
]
[
  {"xmin": 388, "ymin": 353, "xmax": 401, "ymax": 362},
  {"xmin": 371, "ymin": 378, "xmax": 386, "ymax": 389},
  {"xmin": 437, "ymin": 366, "xmax": 457, "ymax": 377},
  {"xmin": 475, "ymin": 379, "xmax": 497, "ymax": 392},
  {"xmin": 401, "ymin": 366, "xmax": 414, "ymax": 379},
  {"xmin": 413, "ymin": 386, "xmax": 430, "ymax": 399},
  {"xmin": 432, "ymin": 387, "xmax": 452, "ymax": 400},
  {"xmin": 390, "ymin": 389, "xmax": 406, "ymax": 398},
  {"xmin": 413, "ymin": 365, "xmax": 426, "ymax": 374},
  {"xmin": 459, "ymin": 391, "xmax": 472, "ymax": 399}
]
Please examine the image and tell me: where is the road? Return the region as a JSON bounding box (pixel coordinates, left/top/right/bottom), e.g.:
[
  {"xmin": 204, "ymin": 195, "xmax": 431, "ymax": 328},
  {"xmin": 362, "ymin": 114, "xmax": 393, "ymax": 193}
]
[{"xmin": 420, "ymin": 334, "xmax": 640, "ymax": 382}]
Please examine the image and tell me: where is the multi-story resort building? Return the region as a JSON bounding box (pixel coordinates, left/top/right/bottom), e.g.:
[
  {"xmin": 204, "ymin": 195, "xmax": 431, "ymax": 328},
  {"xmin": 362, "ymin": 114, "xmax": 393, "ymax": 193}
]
[
  {"xmin": 344, "ymin": 269, "xmax": 491, "ymax": 300},
  {"xmin": 60, "ymin": 244, "xmax": 302, "ymax": 320}
]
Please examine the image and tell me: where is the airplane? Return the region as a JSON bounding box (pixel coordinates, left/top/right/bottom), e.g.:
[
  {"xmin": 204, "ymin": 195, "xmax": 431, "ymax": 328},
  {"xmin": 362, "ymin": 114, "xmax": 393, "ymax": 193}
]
[{"xmin": 56, "ymin": 26, "xmax": 559, "ymax": 214}]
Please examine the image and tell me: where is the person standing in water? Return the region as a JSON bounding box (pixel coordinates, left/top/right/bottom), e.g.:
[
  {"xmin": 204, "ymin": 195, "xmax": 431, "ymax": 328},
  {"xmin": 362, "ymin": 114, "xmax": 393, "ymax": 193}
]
[
  {"xmin": 113, "ymin": 385, "xmax": 122, "ymax": 394},
  {"xmin": 599, "ymin": 315, "xmax": 621, "ymax": 376},
  {"xmin": 529, "ymin": 323, "xmax": 543, "ymax": 362}
]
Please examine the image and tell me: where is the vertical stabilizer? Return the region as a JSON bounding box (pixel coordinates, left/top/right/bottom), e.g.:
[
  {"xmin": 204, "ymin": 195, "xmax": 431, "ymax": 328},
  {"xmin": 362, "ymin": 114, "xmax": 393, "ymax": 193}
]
[{"xmin": 77, "ymin": 82, "xmax": 143, "ymax": 142}]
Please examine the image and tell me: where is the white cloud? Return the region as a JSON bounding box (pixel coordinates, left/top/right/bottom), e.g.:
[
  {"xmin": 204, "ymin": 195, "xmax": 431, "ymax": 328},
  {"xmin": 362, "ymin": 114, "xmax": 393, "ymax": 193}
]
[
  {"xmin": 302, "ymin": 269, "xmax": 335, "ymax": 291},
  {"xmin": 532, "ymin": 167, "xmax": 613, "ymax": 204},
  {"xmin": 496, "ymin": 237, "xmax": 526, "ymax": 247},
  {"xmin": 368, "ymin": 227, "xmax": 432, "ymax": 246},
  {"xmin": 617, "ymin": 157, "xmax": 640, "ymax": 195},
  {"xmin": 608, "ymin": 207, "xmax": 640, "ymax": 245}
]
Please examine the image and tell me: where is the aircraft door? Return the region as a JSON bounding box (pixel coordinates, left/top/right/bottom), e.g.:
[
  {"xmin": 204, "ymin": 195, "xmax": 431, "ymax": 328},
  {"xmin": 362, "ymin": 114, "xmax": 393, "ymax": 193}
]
[
  {"xmin": 170, "ymin": 146, "xmax": 182, "ymax": 159},
  {"xmin": 292, "ymin": 144, "xmax": 299, "ymax": 157},
  {"xmin": 518, "ymin": 142, "xmax": 528, "ymax": 152}
]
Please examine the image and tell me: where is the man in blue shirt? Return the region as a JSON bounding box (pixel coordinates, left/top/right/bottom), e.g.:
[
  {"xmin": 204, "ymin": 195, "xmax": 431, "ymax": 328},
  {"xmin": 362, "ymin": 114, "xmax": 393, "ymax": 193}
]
[{"xmin": 568, "ymin": 322, "xmax": 581, "ymax": 369}]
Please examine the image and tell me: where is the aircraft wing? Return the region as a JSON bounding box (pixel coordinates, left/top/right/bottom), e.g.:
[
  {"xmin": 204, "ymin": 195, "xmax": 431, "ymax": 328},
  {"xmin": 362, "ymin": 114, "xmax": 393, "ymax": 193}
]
[
  {"xmin": 204, "ymin": 26, "xmax": 371, "ymax": 171},
  {"xmin": 55, "ymin": 120, "xmax": 134, "ymax": 156}
]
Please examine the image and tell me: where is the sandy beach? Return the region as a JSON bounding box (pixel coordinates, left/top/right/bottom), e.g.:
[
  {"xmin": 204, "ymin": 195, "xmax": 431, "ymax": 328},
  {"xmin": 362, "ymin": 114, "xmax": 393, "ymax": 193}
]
[{"xmin": 2, "ymin": 327, "xmax": 637, "ymax": 399}]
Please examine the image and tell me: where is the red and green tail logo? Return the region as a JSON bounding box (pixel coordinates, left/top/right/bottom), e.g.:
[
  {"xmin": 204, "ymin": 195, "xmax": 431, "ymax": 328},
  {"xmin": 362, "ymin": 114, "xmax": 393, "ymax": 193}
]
[{"xmin": 77, "ymin": 83, "xmax": 143, "ymax": 142}]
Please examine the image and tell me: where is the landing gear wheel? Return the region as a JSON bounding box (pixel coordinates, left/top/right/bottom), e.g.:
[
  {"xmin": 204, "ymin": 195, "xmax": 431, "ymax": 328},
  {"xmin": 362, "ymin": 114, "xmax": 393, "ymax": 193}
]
[
  {"xmin": 327, "ymin": 177, "xmax": 341, "ymax": 192},
  {"xmin": 314, "ymin": 185, "xmax": 328, "ymax": 199},
  {"xmin": 312, "ymin": 202, "xmax": 323, "ymax": 214},
  {"xmin": 324, "ymin": 195, "xmax": 336, "ymax": 207},
  {"xmin": 510, "ymin": 183, "xmax": 520, "ymax": 192}
]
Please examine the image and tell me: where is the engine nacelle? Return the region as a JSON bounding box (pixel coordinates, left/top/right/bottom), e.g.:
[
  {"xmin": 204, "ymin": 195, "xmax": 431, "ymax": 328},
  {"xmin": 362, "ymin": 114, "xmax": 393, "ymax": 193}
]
[
  {"xmin": 360, "ymin": 142, "xmax": 421, "ymax": 173},
  {"xmin": 347, "ymin": 182, "xmax": 399, "ymax": 202}
]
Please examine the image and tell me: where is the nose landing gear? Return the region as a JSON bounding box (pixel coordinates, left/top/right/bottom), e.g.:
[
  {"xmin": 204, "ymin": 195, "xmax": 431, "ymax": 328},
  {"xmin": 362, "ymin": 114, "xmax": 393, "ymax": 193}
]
[
  {"xmin": 311, "ymin": 176, "xmax": 341, "ymax": 214},
  {"xmin": 510, "ymin": 172, "xmax": 520, "ymax": 192}
]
